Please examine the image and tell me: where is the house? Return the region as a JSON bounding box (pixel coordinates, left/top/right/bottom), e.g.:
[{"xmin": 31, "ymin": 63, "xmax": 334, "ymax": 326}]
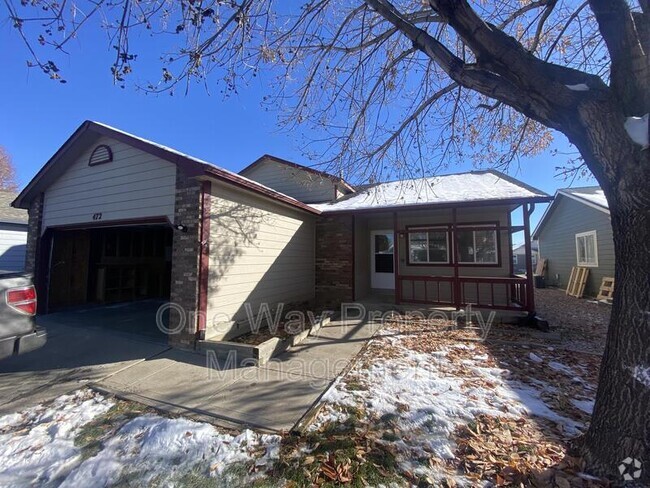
[
  {"xmin": 13, "ymin": 121, "xmax": 550, "ymax": 348},
  {"xmin": 512, "ymin": 241, "xmax": 538, "ymax": 275},
  {"xmin": 0, "ymin": 191, "xmax": 28, "ymax": 272},
  {"xmin": 533, "ymin": 186, "xmax": 613, "ymax": 297}
]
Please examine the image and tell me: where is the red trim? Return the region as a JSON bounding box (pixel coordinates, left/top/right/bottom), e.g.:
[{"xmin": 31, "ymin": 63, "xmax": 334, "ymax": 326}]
[
  {"xmin": 239, "ymin": 154, "xmax": 355, "ymax": 194},
  {"xmin": 351, "ymin": 214, "xmax": 356, "ymax": 301},
  {"xmin": 452, "ymin": 208, "xmax": 460, "ymax": 310},
  {"xmin": 43, "ymin": 216, "xmax": 172, "ymax": 232},
  {"xmin": 203, "ymin": 167, "xmax": 319, "ymax": 215},
  {"xmin": 402, "ymin": 221, "xmax": 503, "ymax": 268},
  {"xmin": 397, "ymin": 274, "xmax": 529, "ymax": 311},
  {"xmin": 523, "ymin": 203, "xmax": 536, "ymax": 313},
  {"xmin": 197, "ymin": 181, "xmax": 211, "ymax": 333},
  {"xmin": 507, "ymin": 210, "xmax": 514, "ymax": 277},
  {"xmin": 14, "ymin": 121, "xmax": 321, "ymax": 217},
  {"xmin": 393, "ymin": 212, "xmax": 399, "ymax": 303}
]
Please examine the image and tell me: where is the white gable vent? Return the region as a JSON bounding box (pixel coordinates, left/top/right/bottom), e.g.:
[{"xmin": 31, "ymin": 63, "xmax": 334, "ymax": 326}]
[{"xmin": 89, "ymin": 144, "xmax": 113, "ymax": 166}]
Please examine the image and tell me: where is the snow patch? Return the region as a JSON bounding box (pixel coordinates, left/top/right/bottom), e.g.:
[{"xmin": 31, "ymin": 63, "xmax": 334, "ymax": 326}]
[
  {"xmin": 61, "ymin": 416, "xmax": 281, "ymax": 487},
  {"xmin": 529, "ymin": 352, "xmax": 544, "ymax": 364},
  {"xmin": 0, "ymin": 389, "xmax": 114, "ymax": 486},
  {"xmin": 548, "ymin": 361, "xmax": 574, "ymax": 375},
  {"xmin": 632, "ymin": 365, "xmax": 650, "ymax": 388},
  {"xmin": 571, "ymin": 399, "xmax": 595, "ymax": 414},
  {"xmin": 624, "ymin": 114, "xmax": 649, "ymax": 148},
  {"xmin": 566, "ymin": 83, "xmax": 589, "ymax": 91}
]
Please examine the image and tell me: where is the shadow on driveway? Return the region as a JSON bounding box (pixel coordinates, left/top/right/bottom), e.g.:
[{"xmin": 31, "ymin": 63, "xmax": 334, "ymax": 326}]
[{"xmin": 0, "ymin": 303, "xmax": 171, "ymax": 415}]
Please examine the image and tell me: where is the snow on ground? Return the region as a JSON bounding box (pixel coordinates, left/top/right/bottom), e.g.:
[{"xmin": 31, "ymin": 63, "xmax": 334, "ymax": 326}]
[
  {"xmin": 0, "ymin": 389, "xmax": 281, "ymax": 487},
  {"xmin": 0, "ymin": 389, "xmax": 113, "ymax": 487},
  {"xmin": 313, "ymin": 331, "xmax": 586, "ymax": 483}
]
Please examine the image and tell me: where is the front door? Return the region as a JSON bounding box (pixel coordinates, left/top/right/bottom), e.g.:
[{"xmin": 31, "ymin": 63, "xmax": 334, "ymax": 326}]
[{"xmin": 370, "ymin": 230, "xmax": 395, "ymax": 289}]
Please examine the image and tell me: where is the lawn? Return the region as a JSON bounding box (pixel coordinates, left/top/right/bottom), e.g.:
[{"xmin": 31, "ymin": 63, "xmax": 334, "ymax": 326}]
[{"xmin": 0, "ymin": 288, "xmax": 610, "ymax": 487}]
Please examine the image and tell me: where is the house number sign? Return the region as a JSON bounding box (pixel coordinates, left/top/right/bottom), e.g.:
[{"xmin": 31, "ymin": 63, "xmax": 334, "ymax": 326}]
[{"xmin": 92, "ymin": 212, "xmax": 103, "ymax": 221}]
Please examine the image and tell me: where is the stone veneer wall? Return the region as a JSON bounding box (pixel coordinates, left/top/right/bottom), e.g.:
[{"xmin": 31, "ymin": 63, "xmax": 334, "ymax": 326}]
[
  {"xmin": 315, "ymin": 214, "xmax": 354, "ymax": 307},
  {"xmin": 24, "ymin": 193, "xmax": 44, "ymax": 274},
  {"xmin": 168, "ymin": 168, "xmax": 203, "ymax": 348}
]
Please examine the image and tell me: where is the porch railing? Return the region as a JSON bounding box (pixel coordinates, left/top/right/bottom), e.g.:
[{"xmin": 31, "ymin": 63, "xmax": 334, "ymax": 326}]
[{"xmin": 397, "ymin": 275, "xmax": 529, "ymax": 311}]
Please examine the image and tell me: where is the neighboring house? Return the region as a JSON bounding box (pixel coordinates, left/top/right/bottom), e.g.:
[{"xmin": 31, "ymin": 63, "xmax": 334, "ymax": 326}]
[
  {"xmin": 533, "ymin": 186, "xmax": 613, "ymax": 297},
  {"xmin": 14, "ymin": 121, "xmax": 550, "ymax": 348},
  {"xmin": 512, "ymin": 241, "xmax": 538, "ymax": 274},
  {"xmin": 0, "ymin": 190, "xmax": 28, "ymax": 272}
]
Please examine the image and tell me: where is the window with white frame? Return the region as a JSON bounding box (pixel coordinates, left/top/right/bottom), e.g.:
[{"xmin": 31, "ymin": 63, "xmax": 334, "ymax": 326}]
[
  {"xmin": 408, "ymin": 229, "xmax": 449, "ymax": 264},
  {"xmin": 457, "ymin": 227, "xmax": 498, "ymax": 264},
  {"xmin": 575, "ymin": 230, "xmax": 598, "ymax": 267}
]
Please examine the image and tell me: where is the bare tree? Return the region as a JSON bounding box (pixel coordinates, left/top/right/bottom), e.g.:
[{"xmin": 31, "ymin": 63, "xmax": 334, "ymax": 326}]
[
  {"xmin": 0, "ymin": 146, "xmax": 18, "ymax": 192},
  {"xmin": 3, "ymin": 0, "xmax": 649, "ymax": 480}
]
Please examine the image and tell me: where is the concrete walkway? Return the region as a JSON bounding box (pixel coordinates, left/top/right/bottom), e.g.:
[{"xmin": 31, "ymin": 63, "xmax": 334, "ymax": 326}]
[{"xmin": 95, "ymin": 316, "xmax": 381, "ymax": 432}]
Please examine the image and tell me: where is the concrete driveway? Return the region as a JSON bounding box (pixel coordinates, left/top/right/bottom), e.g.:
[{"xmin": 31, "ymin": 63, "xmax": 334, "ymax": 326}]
[
  {"xmin": 0, "ymin": 305, "xmax": 170, "ymax": 415},
  {"xmin": 1, "ymin": 307, "xmax": 380, "ymax": 432}
]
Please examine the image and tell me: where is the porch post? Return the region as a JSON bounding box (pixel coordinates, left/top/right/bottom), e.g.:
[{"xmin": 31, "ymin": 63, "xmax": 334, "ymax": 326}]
[
  {"xmin": 523, "ymin": 203, "xmax": 536, "ymax": 313},
  {"xmin": 393, "ymin": 211, "xmax": 400, "ymax": 304},
  {"xmin": 452, "ymin": 207, "xmax": 461, "ymax": 310}
]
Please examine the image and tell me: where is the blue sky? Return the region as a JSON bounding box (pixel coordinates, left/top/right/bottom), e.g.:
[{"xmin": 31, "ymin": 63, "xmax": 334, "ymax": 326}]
[{"xmin": 0, "ymin": 17, "xmax": 597, "ymax": 236}]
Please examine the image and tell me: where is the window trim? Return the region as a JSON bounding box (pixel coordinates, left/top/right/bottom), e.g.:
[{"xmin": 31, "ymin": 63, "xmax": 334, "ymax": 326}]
[
  {"xmin": 406, "ymin": 226, "xmax": 451, "ymax": 265},
  {"xmin": 404, "ymin": 221, "xmax": 502, "ymax": 268},
  {"xmin": 456, "ymin": 226, "xmax": 500, "ymax": 266},
  {"xmin": 575, "ymin": 230, "xmax": 599, "ymax": 267}
]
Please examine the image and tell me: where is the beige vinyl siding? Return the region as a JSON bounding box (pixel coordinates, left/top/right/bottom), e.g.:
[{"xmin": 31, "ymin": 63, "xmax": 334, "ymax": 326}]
[
  {"xmin": 241, "ymin": 158, "xmax": 337, "ymax": 203},
  {"xmin": 206, "ymin": 182, "xmax": 315, "ymax": 332},
  {"xmin": 537, "ymin": 195, "xmax": 614, "ymax": 296},
  {"xmin": 41, "ymin": 136, "xmax": 177, "ymax": 231},
  {"xmin": 0, "ymin": 224, "xmax": 27, "ymax": 271}
]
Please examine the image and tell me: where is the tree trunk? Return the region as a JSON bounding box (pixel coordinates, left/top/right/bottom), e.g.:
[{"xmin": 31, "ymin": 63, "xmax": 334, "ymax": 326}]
[{"xmin": 577, "ymin": 119, "xmax": 650, "ymax": 483}]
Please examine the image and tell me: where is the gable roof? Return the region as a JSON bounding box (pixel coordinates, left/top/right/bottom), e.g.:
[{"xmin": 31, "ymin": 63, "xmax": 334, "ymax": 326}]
[
  {"xmin": 532, "ymin": 185, "xmax": 609, "ymax": 239},
  {"xmin": 240, "ymin": 154, "xmax": 355, "ymax": 194},
  {"xmin": 311, "ymin": 170, "xmax": 551, "ymax": 213},
  {"xmin": 13, "ymin": 121, "xmax": 320, "ymax": 215},
  {"xmin": 0, "ymin": 191, "xmax": 27, "ymax": 224}
]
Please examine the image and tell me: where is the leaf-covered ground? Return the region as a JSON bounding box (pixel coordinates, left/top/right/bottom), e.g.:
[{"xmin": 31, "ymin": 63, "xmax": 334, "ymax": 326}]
[{"xmin": 266, "ymin": 289, "xmax": 610, "ymax": 487}]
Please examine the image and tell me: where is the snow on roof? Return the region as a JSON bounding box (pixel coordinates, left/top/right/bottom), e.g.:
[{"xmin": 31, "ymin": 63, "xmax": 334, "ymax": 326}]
[
  {"xmin": 311, "ymin": 170, "xmax": 548, "ymax": 212},
  {"xmin": 560, "ymin": 186, "xmax": 608, "ymax": 210}
]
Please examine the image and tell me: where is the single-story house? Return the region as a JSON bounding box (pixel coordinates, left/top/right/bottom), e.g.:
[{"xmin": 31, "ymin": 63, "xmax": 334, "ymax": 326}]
[
  {"xmin": 512, "ymin": 241, "xmax": 538, "ymax": 274},
  {"xmin": 0, "ymin": 191, "xmax": 28, "ymax": 272},
  {"xmin": 533, "ymin": 186, "xmax": 613, "ymax": 297},
  {"xmin": 13, "ymin": 121, "xmax": 551, "ymax": 348}
]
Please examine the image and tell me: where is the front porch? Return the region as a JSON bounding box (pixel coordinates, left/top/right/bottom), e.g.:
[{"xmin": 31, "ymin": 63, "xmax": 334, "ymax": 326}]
[{"xmin": 317, "ymin": 200, "xmax": 538, "ymax": 315}]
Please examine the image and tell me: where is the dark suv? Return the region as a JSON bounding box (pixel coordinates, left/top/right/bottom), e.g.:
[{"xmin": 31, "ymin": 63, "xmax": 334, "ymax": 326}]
[{"xmin": 0, "ymin": 272, "xmax": 46, "ymax": 360}]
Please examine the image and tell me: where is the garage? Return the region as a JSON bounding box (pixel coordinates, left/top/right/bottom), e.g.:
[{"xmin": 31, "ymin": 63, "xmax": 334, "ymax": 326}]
[{"xmin": 47, "ymin": 225, "xmax": 172, "ymax": 309}]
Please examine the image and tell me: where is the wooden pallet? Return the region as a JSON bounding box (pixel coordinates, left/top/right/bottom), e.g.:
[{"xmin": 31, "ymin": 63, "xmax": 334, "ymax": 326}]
[
  {"xmin": 535, "ymin": 257, "xmax": 547, "ymax": 276},
  {"xmin": 566, "ymin": 266, "xmax": 589, "ymax": 298},
  {"xmin": 597, "ymin": 277, "xmax": 615, "ymax": 300}
]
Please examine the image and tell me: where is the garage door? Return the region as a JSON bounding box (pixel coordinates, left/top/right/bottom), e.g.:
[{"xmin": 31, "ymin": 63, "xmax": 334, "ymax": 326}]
[{"xmin": 47, "ymin": 225, "xmax": 172, "ymax": 310}]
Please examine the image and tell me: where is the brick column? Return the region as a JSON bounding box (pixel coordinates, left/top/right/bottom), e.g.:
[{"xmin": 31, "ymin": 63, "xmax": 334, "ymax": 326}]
[
  {"xmin": 24, "ymin": 194, "xmax": 44, "ymax": 274},
  {"xmin": 168, "ymin": 169, "xmax": 203, "ymax": 348},
  {"xmin": 315, "ymin": 214, "xmax": 354, "ymax": 307}
]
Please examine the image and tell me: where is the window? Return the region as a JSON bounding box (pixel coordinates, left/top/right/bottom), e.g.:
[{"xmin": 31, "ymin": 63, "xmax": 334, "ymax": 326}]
[
  {"xmin": 576, "ymin": 230, "xmax": 598, "ymax": 267},
  {"xmin": 408, "ymin": 229, "xmax": 449, "ymax": 264},
  {"xmin": 457, "ymin": 228, "xmax": 498, "ymax": 264}
]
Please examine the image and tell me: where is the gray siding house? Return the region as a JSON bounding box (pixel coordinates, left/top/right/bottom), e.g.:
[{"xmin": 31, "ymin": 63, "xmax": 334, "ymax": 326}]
[
  {"xmin": 14, "ymin": 121, "xmax": 550, "ymax": 349},
  {"xmin": 0, "ymin": 191, "xmax": 28, "ymax": 272},
  {"xmin": 533, "ymin": 187, "xmax": 613, "ymax": 297}
]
